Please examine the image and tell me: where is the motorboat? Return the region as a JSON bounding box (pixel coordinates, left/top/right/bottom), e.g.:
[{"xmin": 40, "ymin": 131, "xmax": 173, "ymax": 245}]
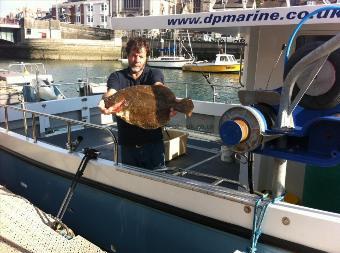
[
  {"xmin": 147, "ymin": 55, "xmax": 194, "ymax": 68},
  {"xmin": 0, "ymin": 62, "xmax": 53, "ymax": 85},
  {"xmin": 182, "ymin": 53, "xmax": 242, "ymax": 73},
  {"xmin": 148, "ymin": 30, "xmax": 194, "ymax": 69},
  {"xmin": 119, "ymin": 58, "xmax": 128, "ymax": 65},
  {"xmin": 0, "ymin": 62, "xmax": 65, "ymax": 103},
  {"xmin": 0, "ymin": 4, "xmax": 340, "ymax": 253}
]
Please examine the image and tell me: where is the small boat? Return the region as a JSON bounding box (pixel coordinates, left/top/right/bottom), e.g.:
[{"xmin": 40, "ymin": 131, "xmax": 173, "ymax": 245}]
[
  {"xmin": 147, "ymin": 56, "xmax": 194, "ymax": 69},
  {"xmin": 182, "ymin": 54, "xmax": 242, "ymax": 73},
  {"xmin": 0, "ymin": 62, "xmax": 53, "ymax": 85},
  {"xmin": 148, "ymin": 31, "xmax": 194, "ymax": 69},
  {"xmin": 119, "ymin": 58, "xmax": 128, "ymax": 65},
  {"xmin": 0, "ymin": 62, "xmax": 65, "ymax": 103}
]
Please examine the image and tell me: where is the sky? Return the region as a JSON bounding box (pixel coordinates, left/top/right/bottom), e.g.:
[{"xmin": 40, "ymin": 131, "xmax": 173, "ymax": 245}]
[{"xmin": 0, "ymin": 0, "xmax": 58, "ymax": 17}]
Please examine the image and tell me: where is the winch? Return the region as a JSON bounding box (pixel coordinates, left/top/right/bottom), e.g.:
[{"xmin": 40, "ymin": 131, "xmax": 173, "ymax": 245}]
[{"xmin": 219, "ymin": 34, "xmax": 340, "ymax": 167}]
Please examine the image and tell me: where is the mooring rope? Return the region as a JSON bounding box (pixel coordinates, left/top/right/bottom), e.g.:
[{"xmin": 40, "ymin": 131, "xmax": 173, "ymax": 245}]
[{"xmin": 247, "ymin": 194, "xmax": 285, "ymax": 253}]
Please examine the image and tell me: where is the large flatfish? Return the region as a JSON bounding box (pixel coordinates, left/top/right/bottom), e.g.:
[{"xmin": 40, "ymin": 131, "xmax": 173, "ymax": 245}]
[{"xmin": 104, "ymin": 85, "xmax": 194, "ymax": 129}]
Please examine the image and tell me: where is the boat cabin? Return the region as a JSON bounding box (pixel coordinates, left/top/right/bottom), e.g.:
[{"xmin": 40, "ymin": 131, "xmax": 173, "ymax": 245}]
[{"xmin": 215, "ymin": 53, "xmax": 238, "ymax": 64}]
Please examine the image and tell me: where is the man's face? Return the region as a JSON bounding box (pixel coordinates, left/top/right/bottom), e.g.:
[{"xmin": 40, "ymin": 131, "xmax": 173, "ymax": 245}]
[{"xmin": 128, "ymin": 47, "xmax": 147, "ymax": 74}]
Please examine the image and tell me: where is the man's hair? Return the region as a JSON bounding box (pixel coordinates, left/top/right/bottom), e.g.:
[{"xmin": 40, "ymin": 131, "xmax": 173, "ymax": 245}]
[{"xmin": 125, "ymin": 37, "xmax": 150, "ymax": 57}]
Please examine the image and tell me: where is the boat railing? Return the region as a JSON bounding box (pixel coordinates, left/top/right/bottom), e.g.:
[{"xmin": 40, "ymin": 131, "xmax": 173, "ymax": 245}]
[
  {"xmin": 8, "ymin": 62, "xmax": 48, "ymax": 76},
  {"xmin": 0, "ymin": 104, "xmax": 119, "ymax": 164},
  {"xmin": 210, "ymin": 83, "xmax": 242, "ymax": 103}
]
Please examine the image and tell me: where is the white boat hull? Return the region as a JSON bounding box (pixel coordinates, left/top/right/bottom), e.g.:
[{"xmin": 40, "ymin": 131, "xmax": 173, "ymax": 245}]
[{"xmin": 147, "ymin": 57, "xmax": 193, "ymax": 69}]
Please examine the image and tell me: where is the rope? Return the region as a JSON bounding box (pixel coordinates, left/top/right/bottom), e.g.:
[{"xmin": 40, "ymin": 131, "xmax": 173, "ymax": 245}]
[{"xmin": 247, "ymin": 194, "xmax": 284, "ymax": 253}]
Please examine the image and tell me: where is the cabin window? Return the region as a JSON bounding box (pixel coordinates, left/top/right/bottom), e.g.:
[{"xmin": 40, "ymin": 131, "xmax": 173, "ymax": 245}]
[{"xmin": 220, "ymin": 56, "xmax": 227, "ymax": 61}]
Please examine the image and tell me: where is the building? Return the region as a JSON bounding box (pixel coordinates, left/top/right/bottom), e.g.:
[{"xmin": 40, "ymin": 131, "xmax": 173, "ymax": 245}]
[{"xmin": 52, "ymin": 0, "xmax": 110, "ymax": 28}]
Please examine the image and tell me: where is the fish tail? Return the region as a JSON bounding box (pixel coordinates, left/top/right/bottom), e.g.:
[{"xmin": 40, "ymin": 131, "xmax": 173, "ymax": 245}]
[{"xmin": 174, "ymin": 98, "xmax": 194, "ymax": 117}]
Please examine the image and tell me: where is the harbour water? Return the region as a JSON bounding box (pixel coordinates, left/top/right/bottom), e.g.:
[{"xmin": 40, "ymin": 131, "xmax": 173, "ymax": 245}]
[{"xmin": 0, "ymin": 59, "xmax": 240, "ymax": 103}]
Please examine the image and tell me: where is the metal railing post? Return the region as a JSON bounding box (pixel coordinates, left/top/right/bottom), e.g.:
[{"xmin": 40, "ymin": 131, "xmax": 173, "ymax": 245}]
[
  {"xmin": 67, "ymin": 122, "xmax": 72, "ymax": 152},
  {"xmin": 32, "ymin": 113, "xmax": 37, "ymax": 143},
  {"xmin": 4, "ymin": 107, "xmax": 9, "ymax": 132}
]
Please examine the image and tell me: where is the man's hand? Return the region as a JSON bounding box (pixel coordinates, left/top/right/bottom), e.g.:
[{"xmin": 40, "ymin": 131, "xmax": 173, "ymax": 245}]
[
  {"xmin": 98, "ymin": 99, "xmax": 125, "ymax": 115},
  {"xmin": 98, "ymin": 88, "xmax": 119, "ymax": 115}
]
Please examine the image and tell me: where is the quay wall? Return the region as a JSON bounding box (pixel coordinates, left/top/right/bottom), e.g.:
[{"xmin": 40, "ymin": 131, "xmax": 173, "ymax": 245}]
[{"xmin": 0, "ymin": 39, "xmax": 122, "ymax": 60}]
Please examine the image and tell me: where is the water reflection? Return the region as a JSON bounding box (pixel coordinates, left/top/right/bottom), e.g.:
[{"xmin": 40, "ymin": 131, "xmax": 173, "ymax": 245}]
[{"xmin": 0, "ymin": 59, "xmax": 240, "ymax": 103}]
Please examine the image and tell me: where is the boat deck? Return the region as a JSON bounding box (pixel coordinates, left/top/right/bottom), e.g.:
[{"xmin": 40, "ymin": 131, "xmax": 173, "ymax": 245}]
[
  {"xmin": 0, "ymin": 185, "xmax": 105, "ymax": 253},
  {"xmin": 41, "ymin": 126, "xmax": 241, "ymax": 190}
]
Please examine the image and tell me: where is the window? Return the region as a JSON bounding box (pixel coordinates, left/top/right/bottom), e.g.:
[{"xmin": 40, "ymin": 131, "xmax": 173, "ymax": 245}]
[
  {"xmin": 101, "ymin": 15, "xmax": 105, "ymax": 22},
  {"xmin": 87, "ymin": 16, "xmax": 91, "ymax": 23},
  {"xmin": 27, "ymin": 28, "xmax": 31, "ymax": 35},
  {"xmin": 105, "ymin": 16, "xmax": 107, "ymax": 22},
  {"xmin": 101, "ymin": 4, "xmax": 107, "ymax": 11},
  {"xmin": 124, "ymin": 0, "xmax": 141, "ymax": 9}
]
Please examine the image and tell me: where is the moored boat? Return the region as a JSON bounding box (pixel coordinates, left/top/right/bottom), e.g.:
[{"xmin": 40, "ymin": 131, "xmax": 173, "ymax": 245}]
[
  {"xmin": 147, "ymin": 56, "xmax": 194, "ymax": 68},
  {"xmin": 182, "ymin": 54, "xmax": 242, "ymax": 73},
  {"xmin": 0, "ymin": 62, "xmax": 65, "ymax": 103}
]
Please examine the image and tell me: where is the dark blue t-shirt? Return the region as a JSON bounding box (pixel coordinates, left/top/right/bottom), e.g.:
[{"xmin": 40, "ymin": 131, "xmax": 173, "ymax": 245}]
[{"xmin": 107, "ymin": 66, "xmax": 164, "ymax": 145}]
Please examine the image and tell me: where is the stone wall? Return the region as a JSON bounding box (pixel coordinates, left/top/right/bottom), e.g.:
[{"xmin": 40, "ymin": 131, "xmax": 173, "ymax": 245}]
[
  {"xmin": 60, "ymin": 23, "xmax": 115, "ymax": 40},
  {"xmin": 0, "ymin": 39, "xmax": 121, "ymax": 60}
]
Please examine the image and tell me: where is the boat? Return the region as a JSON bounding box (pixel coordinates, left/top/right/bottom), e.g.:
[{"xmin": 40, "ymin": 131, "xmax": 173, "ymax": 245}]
[
  {"xmin": 0, "ymin": 62, "xmax": 53, "ymax": 85},
  {"xmin": 0, "ymin": 62, "xmax": 65, "ymax": 103},
  {"xmin": 147, "ymin": 55, "xmax": 194, "ymax": 68},
  {"xmin": 182, "ymin": 53, "xmax": 242, "ymax": 73},
  {"xmin": 147, "ymin": 31, "xmax": 194, "ymax": 69},
  {"xmin": 1, "ymin": 4, "xmax": 340, "ymax": 253},
  {"xmin": 119, "ymin": 58, "xmax": 128, "ymax": 65}
]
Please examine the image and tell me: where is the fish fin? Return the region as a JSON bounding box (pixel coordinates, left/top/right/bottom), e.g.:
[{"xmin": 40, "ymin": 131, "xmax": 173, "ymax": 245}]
[{"xmin": 174, "ymin": 98, "xmax": 194, "ymax": 117}]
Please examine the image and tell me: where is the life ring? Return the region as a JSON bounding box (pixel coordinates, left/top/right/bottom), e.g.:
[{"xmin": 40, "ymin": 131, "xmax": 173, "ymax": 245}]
[{"xmin": 284, "ymin": 41, "xmax": 340, "ymax": 110}]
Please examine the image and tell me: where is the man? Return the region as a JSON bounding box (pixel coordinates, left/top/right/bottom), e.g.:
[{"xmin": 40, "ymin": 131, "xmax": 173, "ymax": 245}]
[{"xmin": 98, "ymin": 37, "xmax": 173, "ymax": 170}]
